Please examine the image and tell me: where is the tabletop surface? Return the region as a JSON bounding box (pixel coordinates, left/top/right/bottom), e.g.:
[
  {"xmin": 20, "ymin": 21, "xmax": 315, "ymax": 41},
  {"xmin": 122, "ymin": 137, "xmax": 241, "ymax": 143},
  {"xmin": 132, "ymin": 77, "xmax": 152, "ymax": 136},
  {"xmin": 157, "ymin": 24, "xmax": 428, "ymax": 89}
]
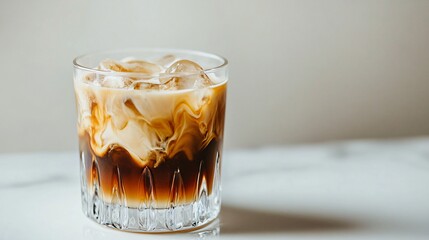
[{"xmin": 1, "ymin": 137, "xmax": 429, "ymax": 240}]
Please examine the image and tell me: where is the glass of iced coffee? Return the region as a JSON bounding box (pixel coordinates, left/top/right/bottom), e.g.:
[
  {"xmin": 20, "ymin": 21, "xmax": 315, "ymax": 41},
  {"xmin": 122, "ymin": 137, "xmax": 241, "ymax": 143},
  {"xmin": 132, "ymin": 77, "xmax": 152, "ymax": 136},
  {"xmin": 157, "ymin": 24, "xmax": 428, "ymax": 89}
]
[{"xmin": 73, "ymin": 49, "xmax": 227, "ymax": 232}]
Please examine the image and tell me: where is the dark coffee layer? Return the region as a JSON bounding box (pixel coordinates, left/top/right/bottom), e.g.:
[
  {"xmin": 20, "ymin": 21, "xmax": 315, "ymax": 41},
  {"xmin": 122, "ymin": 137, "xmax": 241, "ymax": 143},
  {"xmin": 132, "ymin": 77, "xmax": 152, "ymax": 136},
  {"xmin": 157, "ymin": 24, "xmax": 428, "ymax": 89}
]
[{"xmin": 80, "ymin": 133, "xmax": 222, "ymax": 208}]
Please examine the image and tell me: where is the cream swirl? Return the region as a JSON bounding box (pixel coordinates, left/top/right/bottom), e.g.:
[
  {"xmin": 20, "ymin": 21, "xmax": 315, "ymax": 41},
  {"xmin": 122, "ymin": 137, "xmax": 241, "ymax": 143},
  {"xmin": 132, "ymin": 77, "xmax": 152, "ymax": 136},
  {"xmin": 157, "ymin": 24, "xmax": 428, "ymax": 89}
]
[{"xmin": 74, "ymin": 58, "xmax": 226, "ymax": 167}]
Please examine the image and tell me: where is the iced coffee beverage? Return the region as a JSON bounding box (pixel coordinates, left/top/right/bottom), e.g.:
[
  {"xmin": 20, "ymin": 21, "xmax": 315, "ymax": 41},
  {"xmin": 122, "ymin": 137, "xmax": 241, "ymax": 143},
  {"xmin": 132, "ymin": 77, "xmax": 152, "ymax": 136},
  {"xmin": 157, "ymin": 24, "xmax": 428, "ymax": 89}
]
[{"xmin": 73, "ymin": 49, "xmax": 227, "ymax": 232}]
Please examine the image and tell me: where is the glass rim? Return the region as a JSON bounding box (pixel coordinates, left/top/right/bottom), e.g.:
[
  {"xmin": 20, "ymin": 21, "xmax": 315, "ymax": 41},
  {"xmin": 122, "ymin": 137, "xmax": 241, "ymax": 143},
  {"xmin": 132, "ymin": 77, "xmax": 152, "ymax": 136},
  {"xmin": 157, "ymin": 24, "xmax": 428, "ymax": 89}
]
[{"xmin": 73, "ymin": 48, "xmax": 228, "ymax": 79}]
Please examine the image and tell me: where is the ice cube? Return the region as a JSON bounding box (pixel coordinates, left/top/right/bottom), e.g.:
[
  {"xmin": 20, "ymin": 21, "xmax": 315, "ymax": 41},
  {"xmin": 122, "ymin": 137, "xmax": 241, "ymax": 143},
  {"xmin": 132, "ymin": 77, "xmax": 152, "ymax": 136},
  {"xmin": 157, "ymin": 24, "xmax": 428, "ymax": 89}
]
[
  {"xmin": 99, "ymin": 59, "xmax": 162, "ymax": 75},
  {"xmin": 161, "ymin": 60, "xmax": 214, "ymax": 90},
  {"xmin": 166, "ymin": 59, "xmax": 204, "ymax": 74},
  {"xmin": 101, "ymin": 76, "xmax": 132, "ymax": 88},
  {"xmin": 123, "ymin": 60, "xmax": 162, "ymax": 75},
  {"xmin": 83, "ymin": 73, "xmax": 96, "ymax": 82},
  {"xmin": 98, "ymin": 59, "xmax": 129, "ymax": 72},
  {"xmin": 128, "ymin": 78, "xmax": 163, "ymax": 90},
  {"xmin": 158, "ymin": 76, "xmax": 179, "ymax": 91},
  {"xmin": 131, "ymin": 81, "xmax": 159, "ymax": 90},
  {"xmin": 120, "ymin": 56, "xmax": 137, "ymax": 62}
]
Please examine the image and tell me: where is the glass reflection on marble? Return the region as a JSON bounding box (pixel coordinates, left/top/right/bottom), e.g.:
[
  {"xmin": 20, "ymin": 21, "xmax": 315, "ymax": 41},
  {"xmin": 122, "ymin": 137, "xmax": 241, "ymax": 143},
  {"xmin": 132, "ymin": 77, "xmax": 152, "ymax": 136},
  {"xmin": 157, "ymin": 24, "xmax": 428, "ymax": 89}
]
[{"xmin": 82, "ymin": 218, "xmax": 220, "ymax": 240}]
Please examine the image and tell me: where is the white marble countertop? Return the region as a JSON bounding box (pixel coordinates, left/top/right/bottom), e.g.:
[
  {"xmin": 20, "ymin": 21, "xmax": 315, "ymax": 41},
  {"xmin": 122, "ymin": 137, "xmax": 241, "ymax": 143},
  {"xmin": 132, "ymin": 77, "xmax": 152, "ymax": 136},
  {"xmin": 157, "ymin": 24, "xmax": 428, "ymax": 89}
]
[{"xmin": 1, "ymin": 137, "xmax": 429, "ymax": 240}]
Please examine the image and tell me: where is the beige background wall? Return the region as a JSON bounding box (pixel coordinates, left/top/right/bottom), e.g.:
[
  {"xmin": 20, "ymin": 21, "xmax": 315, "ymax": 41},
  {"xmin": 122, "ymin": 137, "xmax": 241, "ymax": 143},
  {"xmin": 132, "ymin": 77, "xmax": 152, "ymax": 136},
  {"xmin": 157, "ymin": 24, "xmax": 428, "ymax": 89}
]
[{"xmin": 1, "ymin": 0, "xmax": 429, "ymax": 153}]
